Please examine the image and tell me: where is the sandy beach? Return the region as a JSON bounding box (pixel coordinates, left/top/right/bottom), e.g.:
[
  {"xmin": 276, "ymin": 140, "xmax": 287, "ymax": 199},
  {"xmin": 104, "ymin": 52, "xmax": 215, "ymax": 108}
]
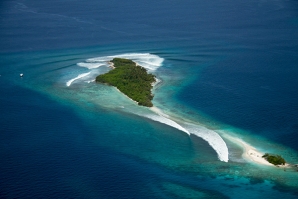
[
  {"xmin": 222, "ymin": 134, "xmax": 272, "ymax": 165},
  {"xmin": 236, "ymin": 137, "xmax": 273, "ymax": 166},
  {"xmin": 105, "ymin": 59, "xmax": 285, "ymax": 167},
  {"xmin": 222, "ymin": 134, "xmax": 291, "ymax": 167}
]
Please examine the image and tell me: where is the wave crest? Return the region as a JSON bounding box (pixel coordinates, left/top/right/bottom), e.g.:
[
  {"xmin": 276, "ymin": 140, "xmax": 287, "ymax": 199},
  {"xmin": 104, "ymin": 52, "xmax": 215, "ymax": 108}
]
[
  {"xmin": 143, "ymin": 113, "xmax": 190, "ymax": 135},
  {"xmin": 66, "ymin": 53, "xmax": 229, "ymax": 162},
  {"xmin": 67, "ymin": 53, "xmax": 163, "ymax": 86},
  {"xmin": 66, "ymin": 72, "xmax": 90, "ymax": 87},
  {"xmin": 149, "ymin": 107, "xmax": 229, "ymax": 162},
  {"xmin": 186, "ymin": 124, "xmax": 229, "ymax": 162}
]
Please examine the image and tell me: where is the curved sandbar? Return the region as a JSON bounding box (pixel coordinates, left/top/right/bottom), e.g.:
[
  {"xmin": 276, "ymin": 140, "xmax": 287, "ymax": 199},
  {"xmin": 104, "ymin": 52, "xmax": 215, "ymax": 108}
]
[
  {"xmin": 96, "ymin": 58, "xmax": 156, "ymax": 107},
  {"xmin": 222, "ymin": 134, "xmax": 291, "ymax": 167}
]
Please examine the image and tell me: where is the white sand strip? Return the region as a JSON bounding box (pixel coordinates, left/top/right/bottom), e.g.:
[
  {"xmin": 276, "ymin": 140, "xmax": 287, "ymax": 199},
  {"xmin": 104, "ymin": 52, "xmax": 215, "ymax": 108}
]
[{"xmin": 222, "ymin": 134, "xmax": 273, "ymax": 166}]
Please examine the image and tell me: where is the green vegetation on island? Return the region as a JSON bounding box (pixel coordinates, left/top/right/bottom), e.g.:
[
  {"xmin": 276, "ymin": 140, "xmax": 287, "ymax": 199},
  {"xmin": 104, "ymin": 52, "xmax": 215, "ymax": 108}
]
[
  {"xmin": 262, "ymin": 153, "xmax": 286, "ymax": 166},
  {"xmin": 96, "ymin": 58, "xmax": 156, "ymax": 107}
]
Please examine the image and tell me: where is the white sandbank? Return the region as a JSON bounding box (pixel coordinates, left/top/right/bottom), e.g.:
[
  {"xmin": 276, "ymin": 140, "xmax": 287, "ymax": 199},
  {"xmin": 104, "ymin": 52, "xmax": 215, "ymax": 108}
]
[{"xmin": 222, "ymin": 134, "xmax": 290, "ymax": 167}]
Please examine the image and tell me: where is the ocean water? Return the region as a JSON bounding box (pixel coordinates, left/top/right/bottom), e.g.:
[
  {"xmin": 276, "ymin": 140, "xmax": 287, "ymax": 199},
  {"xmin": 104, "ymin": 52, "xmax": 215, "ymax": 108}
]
[{"xmin": 1, "ymin": 0, "xmax": 298, "ymax": 198}]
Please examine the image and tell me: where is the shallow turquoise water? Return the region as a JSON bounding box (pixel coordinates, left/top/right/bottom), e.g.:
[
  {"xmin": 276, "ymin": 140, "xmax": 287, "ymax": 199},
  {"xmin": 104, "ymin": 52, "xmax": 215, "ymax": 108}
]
[{"xmin": 1, "ymin": 0, "xmax": 298, "ymax": 198}]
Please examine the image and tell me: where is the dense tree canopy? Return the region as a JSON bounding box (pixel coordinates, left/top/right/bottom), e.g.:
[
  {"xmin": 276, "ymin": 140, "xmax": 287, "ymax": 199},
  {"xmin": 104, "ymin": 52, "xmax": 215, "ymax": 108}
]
[
  {"xmin": 96, "ymin": 58, "xmax": 156, "ymax": 107},
  {"xmin": 262, "ymin": 153, "xmax": 286, "ymax": 166}
]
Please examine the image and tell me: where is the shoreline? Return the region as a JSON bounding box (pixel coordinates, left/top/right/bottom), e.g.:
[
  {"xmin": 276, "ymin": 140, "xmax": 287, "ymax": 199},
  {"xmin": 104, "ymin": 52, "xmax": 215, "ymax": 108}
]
[
  {"xmin": 107, "ymin": 61, "xmax": 115, "ymax": 69},
  {"xmin": 150, "ymin": 106, "xmax": 291, "ymax": 166},
  {"xmin": 99, "ymin": 58, "xmax": 288, "ymax": 167},
  {"xmin": 222, "ymin": 134, "xmax": 290, "ymax": 167},
  {"xmin": 222, "ymin": 134, "xmax": 272, "ymax": 166},
  {"xmin": 99, "ymin": 58, "xmax": 155, "ymax": 107}
]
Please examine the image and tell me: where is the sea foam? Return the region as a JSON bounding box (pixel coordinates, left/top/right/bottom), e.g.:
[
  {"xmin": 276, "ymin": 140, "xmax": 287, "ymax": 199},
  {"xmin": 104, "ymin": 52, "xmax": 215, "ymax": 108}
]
[
  {"xmin": 66, "ymin": 72, "xmax": 90, "ymax": 86},
  {"xmin": 68, "ymin": 53, "xmax": 229, "ymax": 162},
  {"xmin": 67, "ymin": 53, "xmax": 163, "ymax": 86},
  {"xmin": 77, "ymin": 62, "xmax": 106, "ymax": 69},
  {"xmin": 85, "ymin": 53, "xmax": 164, "ymax": 71},
  {"xmin": 185, "ymin": 124, "xmax": 229, "ymax": 162},
  {"xmin": 143, "ymin": 114, "xmax": 190, "ymax": 135},
  {"xmin": 149, "ymin": 107, "xmax": 228, "ymax": 162}
]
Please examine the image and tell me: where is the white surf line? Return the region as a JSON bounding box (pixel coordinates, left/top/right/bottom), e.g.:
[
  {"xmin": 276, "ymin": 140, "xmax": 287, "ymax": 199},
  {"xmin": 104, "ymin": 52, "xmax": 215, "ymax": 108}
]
[
  {"xmin": 83, "ymin": 53, "xmax": 164, "ymax": 71},
  {"xmin": 144, "ymin": 113, "xmax": 190, "ymax": 135},
  {"xmin": 186, "ymin": 124, "xmax": 229, "ymax": 162},
  {"xmin": 71, "ymin": 53, "xmax": 229, "ymax": 162},
  {"xmin": 150, "ymin": 107, "xmax": 228, "ymax": 162},
  {"xmin": 149, "ymin": 107, "xmax": 189, "ymax": 134},
  {"xmin": 77, "ymin": 62, "xmax": 106, "ymax": 69},
  {"xmin": 66, "ymin": 72, "xmax": 91, "ymax": 87}
]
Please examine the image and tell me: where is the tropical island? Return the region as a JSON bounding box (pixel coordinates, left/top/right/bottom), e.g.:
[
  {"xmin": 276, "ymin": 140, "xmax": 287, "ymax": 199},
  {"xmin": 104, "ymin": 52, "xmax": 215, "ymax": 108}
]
[
  {"xmin": 96, "ymin": 58, "xmax": 156, "ymax": 107},
  {"xmin": 262, "ymin": 153, "xmax": 286, "ymax": 166}
]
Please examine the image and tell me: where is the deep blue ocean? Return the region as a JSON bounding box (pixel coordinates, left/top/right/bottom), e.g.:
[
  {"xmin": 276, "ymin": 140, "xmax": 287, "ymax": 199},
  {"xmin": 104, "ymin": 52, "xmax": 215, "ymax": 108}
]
[{"xmin": 1, "ymin": 0, "xmax": 298, "ymax": 198}]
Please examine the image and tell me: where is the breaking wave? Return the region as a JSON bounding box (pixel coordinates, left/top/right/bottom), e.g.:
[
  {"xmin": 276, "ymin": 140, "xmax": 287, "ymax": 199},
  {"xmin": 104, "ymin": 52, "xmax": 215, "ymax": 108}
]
[
  {"xmin": 144, "ymin": 109, "xmax": 229, "ymax": 162},
  {"xmin": 77, "ymin": 62, "xmax": 106, "ymax": 69},
  {"xmin": 142, "ymin": 113, "xmax": 190, "ymax": 135},
  {"xmin": 66, "ymin": 53, "xmax": 229, "ymax": 162},
  {"xmin": 185, "ymin": 123, "xmax": 229, "ymax": 162},
  {"xmin": 83, "ymin": 53, "xmax": 164, "ymax": 71},
  {"xmin": 67, "ymin": 53, "xmax": 164, "ymax": 86},
  {"xmin": 66, "ymin": 72, "xmax": 90, "ymax": 87}
]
